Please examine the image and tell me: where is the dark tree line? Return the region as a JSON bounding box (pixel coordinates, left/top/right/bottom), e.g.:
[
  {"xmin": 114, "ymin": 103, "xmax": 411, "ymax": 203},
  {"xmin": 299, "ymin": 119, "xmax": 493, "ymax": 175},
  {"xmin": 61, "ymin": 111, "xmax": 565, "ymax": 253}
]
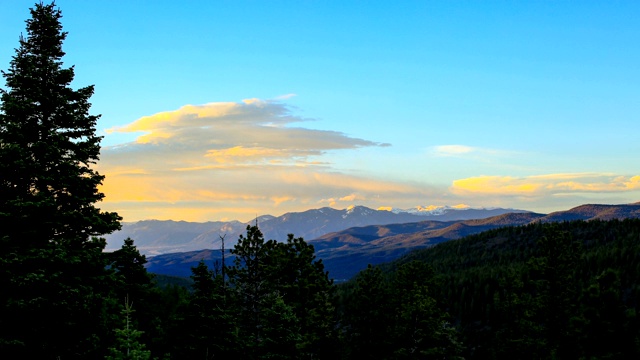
[
  {"xmin": 339, "ymin": 262, "xmax": 463, "ymax": 359},
  {"xmin": 381, "ymin": 219, "xmax": 640, "ymax": 359},
  {"xmin": 170, "ymin": 225, "xmax": 337, "ymax": 359}
]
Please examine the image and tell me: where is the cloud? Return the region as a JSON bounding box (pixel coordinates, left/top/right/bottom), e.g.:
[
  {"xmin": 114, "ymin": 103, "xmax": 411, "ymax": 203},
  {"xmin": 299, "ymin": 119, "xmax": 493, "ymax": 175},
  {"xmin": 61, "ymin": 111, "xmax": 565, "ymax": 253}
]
[
  {"xmin": 274, "ymin": 93, "xmax": 297, "ymax": 100},
  {"xmin": 317, "ymin": 193, "xmax": 367, "ymax": 207},
  {"xmin": 451, "ymin": 173, "xmax": 640, "ymax": 197},
  {"xmin": 103, "ymin": 99, "xmax": 383, "ymax": 170},
  {"xmin": 339, "ymin": 193, "xmax": 365, "ymax": 202},
  {"xmin": 430, "ymin": 145, "xmax": 513, "ymax": 159},
  {"xmin": 432, "ymin": 145, "xmax": 476, "ymax": 156},
  {"xmin": 97, "ymin": 99, "xmax": 435, "ymax": 221},
  {"xmin": 204, "ymin": 146, "xmax": 308, "ymax": 164}
]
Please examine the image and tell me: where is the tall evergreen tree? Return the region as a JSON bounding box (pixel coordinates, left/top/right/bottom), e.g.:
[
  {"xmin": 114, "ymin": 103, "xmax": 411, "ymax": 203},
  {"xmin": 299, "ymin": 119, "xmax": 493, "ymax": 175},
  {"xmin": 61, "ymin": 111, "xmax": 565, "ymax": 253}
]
[
  {"xmin": 228, "ymin": 225, "xmax": 280, "ymax": 358},
  {"xmin": 106, "ymin": 297, "xmax": 152, "ymax": 360},
  {"xmin": 266, "ymin": 234, "xmax": 338, "ymax": 358},
  {"xmin": 228, "ymin": 226, "xmax": 267, "ymax": 319},
  {"xmin": 528, "ymin": 228, "xmax": 581, "ymax": 359},
  {"xmin": 227, "ymin": 226, "xmax": 336, "ymax": 359},
  {"xmin": 108, "ymin": 238, "xmax": 162, "ymax": 356},
  {"xmin": 109, "ymin": 238, "xmax": 155, "ymax": 302},
  {"xmin": 392, "ymin": 261, "xmax": 462, "ymax": 359},
  {"xmin": 177, "ymin": 260, "xmax": 235, "ymax": 359},
  {"xmin": 0, "ymin": 2, "xmax": 120, "ymax": 357},
  {"xmin": 345, "ymin": 264, "xmax": 394, "ymax": 359}
]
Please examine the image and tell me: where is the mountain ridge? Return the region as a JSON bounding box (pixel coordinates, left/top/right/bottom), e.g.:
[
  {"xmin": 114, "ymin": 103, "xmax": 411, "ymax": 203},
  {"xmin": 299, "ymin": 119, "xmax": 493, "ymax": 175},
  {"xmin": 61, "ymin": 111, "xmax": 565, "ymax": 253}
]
[
  {"xmin": 105, "ymin": 205, "xmax": 527, "ymax": 254},
  {"xmin": 143, "ymin": 202, "xmax": 640, "ymax": 280}
]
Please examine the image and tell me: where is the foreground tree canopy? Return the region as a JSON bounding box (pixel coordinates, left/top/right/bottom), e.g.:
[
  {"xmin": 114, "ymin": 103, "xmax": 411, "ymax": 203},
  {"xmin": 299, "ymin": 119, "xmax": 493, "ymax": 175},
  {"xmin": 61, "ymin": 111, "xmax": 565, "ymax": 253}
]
[{"xmin": 0, "ymin": 2, "xmax": 120, "ymax": 357}]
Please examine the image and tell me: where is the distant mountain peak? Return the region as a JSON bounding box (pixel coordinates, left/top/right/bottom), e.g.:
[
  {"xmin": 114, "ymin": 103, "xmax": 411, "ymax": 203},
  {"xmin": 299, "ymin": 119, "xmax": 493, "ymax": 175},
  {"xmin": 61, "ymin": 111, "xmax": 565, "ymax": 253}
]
[
  {"xmin": 343, "ymin": 205, "xmax": 374, "ymax": 218},
  {"xmin": 106, "ymin": 204, "xmax": 530, "ymax": 255}
]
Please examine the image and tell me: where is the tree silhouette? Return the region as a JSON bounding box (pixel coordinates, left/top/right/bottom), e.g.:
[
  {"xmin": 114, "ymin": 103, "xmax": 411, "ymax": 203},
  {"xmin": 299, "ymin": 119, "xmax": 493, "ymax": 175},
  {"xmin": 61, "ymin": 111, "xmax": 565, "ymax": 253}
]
[{"xmin": 0, "ymin": 2, "xmax": 120, "ymax": 357}]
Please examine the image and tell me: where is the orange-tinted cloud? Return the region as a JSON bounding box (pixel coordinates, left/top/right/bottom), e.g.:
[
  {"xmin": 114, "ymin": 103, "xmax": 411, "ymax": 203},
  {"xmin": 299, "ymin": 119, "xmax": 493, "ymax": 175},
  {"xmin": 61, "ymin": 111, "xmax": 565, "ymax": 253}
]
[
  {"xmin": 451, "ymin": 173, "xmax": 640, "ymax": 197},
  {"xmin": 97, "ymin": 99, "xmax": 432, "ymax": 221}
]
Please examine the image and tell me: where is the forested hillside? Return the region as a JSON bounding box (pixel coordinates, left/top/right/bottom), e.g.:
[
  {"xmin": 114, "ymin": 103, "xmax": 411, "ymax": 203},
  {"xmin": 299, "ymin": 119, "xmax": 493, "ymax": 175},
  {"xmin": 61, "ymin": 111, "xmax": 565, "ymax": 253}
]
[
  {"xmin": 341, "ymin": 219, "xmax": 640, "ymax": 359},
  {"xmin": 49, "ymin": 218, "xmax": 640, "ymax": 359}
]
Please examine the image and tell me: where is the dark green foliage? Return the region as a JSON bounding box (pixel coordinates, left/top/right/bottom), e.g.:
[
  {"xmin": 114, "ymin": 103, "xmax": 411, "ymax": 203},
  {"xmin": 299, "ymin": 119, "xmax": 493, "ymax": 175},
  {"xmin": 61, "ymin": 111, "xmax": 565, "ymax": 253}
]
[
  {"xmin": 108, "ymin": 238, "xmax": 175, "ymax": 358},
  {"xmin": 153, "ymin": 273, "xmax": 194, "ymax": 289},
  {"xmin": 109, "ymin": 238, "xmax": 155, "ymax": 296},
  {"xmin": 256, "ymin": 293, "xmax": 302, "ymax": 359},
  {"xmin": 177, "ymin": 260, "xmax": 234, "ymax": 359},
  {"xmin": 578, "ymin": 269, "xmax": 638, "ymax": 358},
  {"xmin": 0, "ymin": 2, "xmax": 120, "ymax": 357},
  {"xmin": 266, "ymin": 234, "xmax": 338, "ymax": 358},
  {"xmin": 227, "ymin": 225, "xmax": 337, "ymax": 359},
  {"xmin": 374, "ymin": 219, "xmax": 640, "ymax": 359},
  {"xmin": 391, "ymin": 261, "xmax": 462, "ymax": 359},
  {"xmin": 344, "ymin": 264, "xmax": 394, "ymax": 359},
  {"xmin": 528, "ymin": 228, "xmax": 581, "ymax": 358},
  {"xmin": 137, "ymin": 219, "xmax": 640, "ymax": 359},
  {"xmin": 341, "ymin": 262, "xmax": 463, "ymax": 359},
  {"xmin": 106, "ymin": 298, "xmax": 151, "ymax": 360},
  {"xmin": 147, "ymin": 283, "xmax": 190, "ymax": 358},
  {"xmin": 491, "ymin": 268, "xmax": 545, "ymax": 359},
  {"xmin": 227, "ymin": 225, "xmax": 276, "ymax": 357}
]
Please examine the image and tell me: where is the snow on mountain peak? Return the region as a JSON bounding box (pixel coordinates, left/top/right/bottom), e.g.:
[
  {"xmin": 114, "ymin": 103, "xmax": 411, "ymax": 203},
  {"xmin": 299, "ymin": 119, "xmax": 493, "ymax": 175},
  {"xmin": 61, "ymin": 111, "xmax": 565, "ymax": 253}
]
[
  {"xmin": 342, "ymin": 205, "xmax": 374, "ymax": 218},
  {"xmin": 379, "ymin": 204, "xmax": 502, "ymax": 216}
]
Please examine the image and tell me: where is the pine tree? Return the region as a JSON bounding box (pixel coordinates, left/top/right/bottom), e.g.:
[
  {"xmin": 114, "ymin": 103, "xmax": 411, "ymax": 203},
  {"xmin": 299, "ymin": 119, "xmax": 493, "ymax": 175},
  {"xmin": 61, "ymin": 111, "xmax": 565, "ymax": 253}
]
[
  {"xmin": 345, "ymin": 264, "xmax": 393, "ymax": 359},
  {"xmin": 392, "ymin": 261, "xmax": 463, "ymax": 359},
  {"xmin": 106, "ymin": 297, "xmax": 152, "ymax": 360},
  {"xmin": 0, "ymin": 2, "xmax": 121, "ymax": 357},
  {"xmin": 528, "ymin": 228, "xmax": 581, "ymax": 359},
  {"xmin": 109, "ymin": 238, "xmax": 155, "ymax": 304},
  {"xmin": 228, "ymin": 225, "xmax": 275, "ymax": 357},
  {"xmin": 266, "ymin": 234, "xmax": 338, "ymax": 358},
  {"xmin": 179, "ymin": 260, "xmax": 235, "ymax": 359},
  {"xmin": 107, "ymin": 238, "xmax": 159, "ymax": 355}
]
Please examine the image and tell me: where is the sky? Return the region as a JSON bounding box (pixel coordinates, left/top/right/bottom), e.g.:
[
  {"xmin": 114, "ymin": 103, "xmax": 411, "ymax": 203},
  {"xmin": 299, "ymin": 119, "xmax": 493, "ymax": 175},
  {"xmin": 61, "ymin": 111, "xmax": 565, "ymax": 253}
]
[{"xmin": 1, "ymin": 1, "xmax": 639, "ymax": 222}]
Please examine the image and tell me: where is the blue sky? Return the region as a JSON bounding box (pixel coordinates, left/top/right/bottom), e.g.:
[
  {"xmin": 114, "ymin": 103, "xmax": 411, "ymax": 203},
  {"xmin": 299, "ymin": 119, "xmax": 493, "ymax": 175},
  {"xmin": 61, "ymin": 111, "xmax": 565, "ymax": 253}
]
[{"xmin": 1, "ymin": 1, "xmax": 639, "ymax": 222}]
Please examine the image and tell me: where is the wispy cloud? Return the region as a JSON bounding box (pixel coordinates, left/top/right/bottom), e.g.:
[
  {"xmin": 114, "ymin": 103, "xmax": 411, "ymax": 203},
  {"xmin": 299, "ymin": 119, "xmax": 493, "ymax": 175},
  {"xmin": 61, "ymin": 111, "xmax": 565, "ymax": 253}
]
[
  {"xmin": 430, "ymin": 145, "xmax": 513, "ymax": 159},
  {"xmin": 432, "ymin": 145, "xmax": 477, "ymax": 156},
  {"xmin": 451, "ymin": 173, "xmax": 640, "ymax": 197},
  {"xmin": 318, "ymin": 193, "xmax": 368, "ymax": 207}
]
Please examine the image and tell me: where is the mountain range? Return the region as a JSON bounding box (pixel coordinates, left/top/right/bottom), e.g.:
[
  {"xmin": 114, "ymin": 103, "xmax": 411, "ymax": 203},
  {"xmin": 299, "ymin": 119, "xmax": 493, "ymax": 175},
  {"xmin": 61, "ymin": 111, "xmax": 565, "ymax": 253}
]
[
  {"xmin": 104, "ymin": 205, "xmax": 527, "ymax": 255},
  {"xmin": 129, "ymin": 202, "xmax": 640, "ymax": 281}
]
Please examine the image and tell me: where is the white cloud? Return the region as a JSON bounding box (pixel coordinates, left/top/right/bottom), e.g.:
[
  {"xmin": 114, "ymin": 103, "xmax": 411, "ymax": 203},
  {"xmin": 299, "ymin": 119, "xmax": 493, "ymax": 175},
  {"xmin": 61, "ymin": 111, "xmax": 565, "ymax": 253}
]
[
  {"xmin": 430, "ymin": 144, "xmax": 513, "ymax": 159},
  {"xmin": 432, "ymin": 145, "xmax": 476, "ymax": 156}
]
